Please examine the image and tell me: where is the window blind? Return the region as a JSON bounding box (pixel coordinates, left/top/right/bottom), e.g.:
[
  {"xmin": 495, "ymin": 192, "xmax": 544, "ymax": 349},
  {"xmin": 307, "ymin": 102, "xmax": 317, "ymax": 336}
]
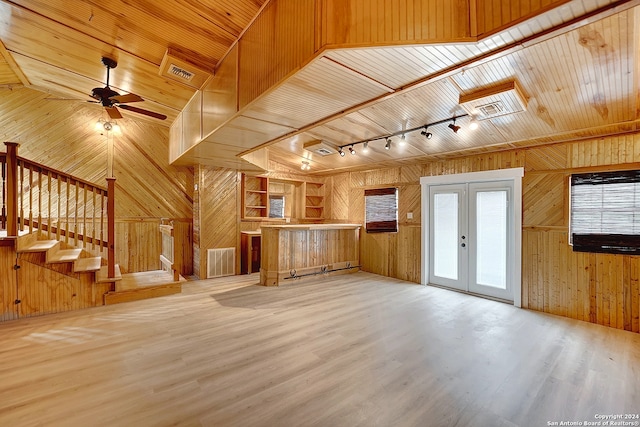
[
  {"xmin": 269, "ymin": 195, "xmax": 285, "ymax": 218},
  {"xmin": 365, "ymin": 188, "xmax": 398, "ymax": 233},
  {"xmin": 570, "ymin": 170, "xmax": 640, "ymax": 254}
]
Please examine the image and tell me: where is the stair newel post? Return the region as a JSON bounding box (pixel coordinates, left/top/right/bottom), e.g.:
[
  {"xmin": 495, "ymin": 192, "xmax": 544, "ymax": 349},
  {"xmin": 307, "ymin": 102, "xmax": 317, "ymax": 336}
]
[
  {"xmin": 106, "ymin": 177, "xmax": 116, "ymax": 279},
  {"xmin": 5, "ymin": 142, "xmax": 19, "ymax": 237}
]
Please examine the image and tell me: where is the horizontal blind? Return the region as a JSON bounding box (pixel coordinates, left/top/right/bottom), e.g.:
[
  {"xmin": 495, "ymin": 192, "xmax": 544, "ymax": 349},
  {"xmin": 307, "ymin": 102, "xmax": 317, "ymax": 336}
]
[
  {"xmin": 570, "ymin": 170, "xmax": 640, "ymax": 254},
  {"xmin": 365, "ymin": 188, "xmax": 398, "ymax": 233},
  {"xmin": 269, "ymin": 195, "xmax": 284, "ymax": 218}
]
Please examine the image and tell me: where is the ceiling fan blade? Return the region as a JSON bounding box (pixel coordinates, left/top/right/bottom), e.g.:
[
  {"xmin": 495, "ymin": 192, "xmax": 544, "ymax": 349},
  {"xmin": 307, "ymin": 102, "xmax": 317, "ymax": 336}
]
[
  {"xmin": 105, "ymin": 106, "xmax": 123, "ymax": 119},
  {"xmin": 110, "ymin": 93, "xmax": 144, "ymax": 104},
  {"xmin": 118, "ymin": 104, "xmax": 167, "ymax": 120}
]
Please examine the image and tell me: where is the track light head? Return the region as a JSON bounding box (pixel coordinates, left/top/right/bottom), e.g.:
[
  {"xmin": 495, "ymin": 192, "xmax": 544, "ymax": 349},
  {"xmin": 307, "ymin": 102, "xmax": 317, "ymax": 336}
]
[
  {"xmin": 420, "ymin": 126, "xmax": 432, "ymax": 139},
  {"xmin": 362, "ymin": 141, "xmax": 369, "ymax": 153},
  {"xmin": 338, "ymin": 148, "xmax": 345, "ymax": 157},
  {"xmin": 384, "ymin": 138, "xmax": 391, "ymax": 150},
  {"xmin": 469, "ymin": 116, "xmax": 479, "ymax": 130},
  {"xmin": 349, "ymin": 145, "xmax": 356, "ymax": 155},
  {"xmin": 399, "ymin": 133, "xmax": 406, "ymax": 146},
  {"xmin": 448, "ymin": 119, "xmax": 460, "ymax": 134}
]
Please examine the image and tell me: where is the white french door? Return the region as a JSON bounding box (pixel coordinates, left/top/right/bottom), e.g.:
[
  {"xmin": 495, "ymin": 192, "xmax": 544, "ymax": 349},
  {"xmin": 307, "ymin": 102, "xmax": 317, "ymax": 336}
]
[{"xmin": 429, "ymin": 181, "xmax": 514, "ymax": 302}]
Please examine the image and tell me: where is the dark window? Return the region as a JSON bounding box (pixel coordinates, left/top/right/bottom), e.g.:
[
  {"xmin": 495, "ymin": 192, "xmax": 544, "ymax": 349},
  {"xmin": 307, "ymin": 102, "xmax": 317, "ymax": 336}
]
[
  {"xmin": 365, "ymin": 188, "xmax": 398, "ymax": 233},
  {"xmin": 570, "ymin": 170, "xmax": 640, "ymax": 255}
]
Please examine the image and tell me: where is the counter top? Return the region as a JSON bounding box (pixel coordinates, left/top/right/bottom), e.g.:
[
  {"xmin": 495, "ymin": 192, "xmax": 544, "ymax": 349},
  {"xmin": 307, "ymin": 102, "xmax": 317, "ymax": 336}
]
[{"xmin": 260, "ymin": 223, "xmax": 362, "ymax": 230}]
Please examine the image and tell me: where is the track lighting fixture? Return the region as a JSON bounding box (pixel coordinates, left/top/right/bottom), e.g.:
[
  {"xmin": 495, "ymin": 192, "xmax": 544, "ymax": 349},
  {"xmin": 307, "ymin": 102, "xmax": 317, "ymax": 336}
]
[
  {"xmin": 301, "ymin": 161, "xmax": 310, "ymax": 170},
  {"xmin": 335, "ymin": 114, "xmax": 468, "ymax": 159},
  {"xmin": 420, "ymin": 126, "xmax": 432, "ymax": 139},
  {"xmin": 448, "ymin": 119, "xmax": 461, "ymax": 134}
]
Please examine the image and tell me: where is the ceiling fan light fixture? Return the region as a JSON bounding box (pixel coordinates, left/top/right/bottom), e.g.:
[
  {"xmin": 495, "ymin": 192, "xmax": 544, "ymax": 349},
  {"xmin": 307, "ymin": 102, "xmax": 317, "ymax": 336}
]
[{"xmin": 301, "ymin": 161, "xmax": 310, "ymax": 170}]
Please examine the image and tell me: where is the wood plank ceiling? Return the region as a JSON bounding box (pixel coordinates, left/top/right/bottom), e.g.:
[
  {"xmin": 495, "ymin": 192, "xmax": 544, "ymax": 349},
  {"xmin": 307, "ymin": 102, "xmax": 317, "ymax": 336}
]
[
  {"xmin": 0, "ymin": 0, "xmax": 639, "ymax": 175},
  {"xmin": 0, "ymin": 0, "xmax": 268, "ymax": 123}
]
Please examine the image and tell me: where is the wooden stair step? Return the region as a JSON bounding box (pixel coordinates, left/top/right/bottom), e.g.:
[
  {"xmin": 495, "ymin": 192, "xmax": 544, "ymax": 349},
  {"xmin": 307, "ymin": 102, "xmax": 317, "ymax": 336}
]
[
  {"xmin": 96, "ymin": 265, "xmax": 122, "ymax": 283},
  {"xmin": 47, "ymin": 248, "xmax": 82, "ymax": 264},
  {"xmin": 18, "ymin": 239, "xmax": 59, "ymax": 253},
  {"xmin": 74, "ymin": 257, "xmax": 103, "ymax": 273}
]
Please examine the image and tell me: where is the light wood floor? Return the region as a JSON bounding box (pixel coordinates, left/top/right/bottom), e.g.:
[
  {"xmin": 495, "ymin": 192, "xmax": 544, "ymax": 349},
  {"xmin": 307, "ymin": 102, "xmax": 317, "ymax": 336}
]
[{"xmin": 0, "ymin": 272, "xmax": 638, "ymax": 427}]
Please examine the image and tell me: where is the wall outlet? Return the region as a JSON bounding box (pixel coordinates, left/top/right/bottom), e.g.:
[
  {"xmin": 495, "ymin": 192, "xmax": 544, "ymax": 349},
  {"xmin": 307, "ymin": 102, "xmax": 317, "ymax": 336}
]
[{"xmin": 407, "ymin": 212, "xmax": 413, "ymax": 220}]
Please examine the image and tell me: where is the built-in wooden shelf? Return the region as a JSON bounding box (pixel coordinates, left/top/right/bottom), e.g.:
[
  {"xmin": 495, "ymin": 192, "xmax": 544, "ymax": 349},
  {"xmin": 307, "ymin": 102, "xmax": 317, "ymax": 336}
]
[{"xmin": 241, "ymin": 175, "xmax": 269, "ymax": 219}]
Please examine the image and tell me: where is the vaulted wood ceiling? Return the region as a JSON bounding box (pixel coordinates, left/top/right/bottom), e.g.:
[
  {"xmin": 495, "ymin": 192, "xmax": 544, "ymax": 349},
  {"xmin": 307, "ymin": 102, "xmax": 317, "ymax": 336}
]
[{"xmin": 1, "ymin": 0, "xmax": 639, "ymax": 175}]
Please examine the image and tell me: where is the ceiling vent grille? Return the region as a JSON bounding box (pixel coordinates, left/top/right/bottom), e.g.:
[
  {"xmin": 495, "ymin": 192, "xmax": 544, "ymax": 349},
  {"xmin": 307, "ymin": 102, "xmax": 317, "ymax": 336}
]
[
  {"xmin": 459, "ymin": 80, "xmax": 527, "ymax": 120},
  {"xmin": 159, "ymin": 49, "xmax": 211, "ymax": 89},
  {"xmin": 303, "ymin": 140, "xmax": 337, "ymax": 156},
  {"xmin": 167, "ymin": 64, "xmax": 195, "ymax": 82}
]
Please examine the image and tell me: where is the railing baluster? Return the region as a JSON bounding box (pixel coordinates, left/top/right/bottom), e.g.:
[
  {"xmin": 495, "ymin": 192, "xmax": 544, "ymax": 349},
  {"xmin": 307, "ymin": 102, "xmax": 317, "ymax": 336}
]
[
  {"xmin": 65, "ymin": 178, "xmax": 70, "ymax": 244},
  {"xmin": 19, "ymin": 161, "xmax": 24, "ymax": 232},
  {"xmin": 92, "ymin": 187, "xmax": 97, "ymax": 250},
  {"xmin": 47, "ymin": 171, "xmax": 52, "ymax": 239},
  {"xmin": 74, "ymin": 181, "xmax": 79, "ymax": 246},
  {"xmin": 57, "ymin": 176, "xmax": 61, "ymax": 241},
  {"xmin": 37, "ymin": 168, "xmax": 42, "ymax": 233},
  {"xmin": 82, "ymin": 184, "xmax": 87, "ymax": 248},
  {"xmin": 100, "ymin": 189, "xmax": 105, "ymax": 256},
  {"xmin": 28, "ymin": 165, "xmax": 33, "ymax": 233},
  {"xmin": 1, "ymin": 159, "xmax": 6, "ymax": 230}
]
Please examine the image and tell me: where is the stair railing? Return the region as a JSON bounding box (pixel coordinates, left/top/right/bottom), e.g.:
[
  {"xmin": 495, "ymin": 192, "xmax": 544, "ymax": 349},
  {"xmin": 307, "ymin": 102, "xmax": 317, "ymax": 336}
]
[{"xmin": 1, "ymin": 142, "xmax": 117, "ymax": 279}]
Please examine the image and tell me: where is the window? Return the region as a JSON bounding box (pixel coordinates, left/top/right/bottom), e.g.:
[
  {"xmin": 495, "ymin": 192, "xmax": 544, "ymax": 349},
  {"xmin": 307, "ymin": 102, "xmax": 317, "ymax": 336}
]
[
  {"xmin": 570, "ymin": 170, "xmax": 640, "ymax": 254},
  {"xmin": 269, "ymin": 195, "xmax": 285, "ymax": 218},
  {"xmin": 365, "ymin": 188, "xmax": 398, "ymax": 233}
]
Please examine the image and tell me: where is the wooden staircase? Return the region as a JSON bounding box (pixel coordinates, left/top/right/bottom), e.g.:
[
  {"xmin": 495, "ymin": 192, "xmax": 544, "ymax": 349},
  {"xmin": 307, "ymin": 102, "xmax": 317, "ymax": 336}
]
[{"xmin": 1, "ymin": 142, "xmax": 185, "ymax": 320}]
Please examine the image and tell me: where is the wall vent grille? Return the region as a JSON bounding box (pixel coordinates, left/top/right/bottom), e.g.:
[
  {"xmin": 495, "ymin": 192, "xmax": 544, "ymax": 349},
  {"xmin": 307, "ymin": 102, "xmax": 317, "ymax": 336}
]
[{"xmin": 207, "ymin": 248, "xmax": 235, "ymax": 278}]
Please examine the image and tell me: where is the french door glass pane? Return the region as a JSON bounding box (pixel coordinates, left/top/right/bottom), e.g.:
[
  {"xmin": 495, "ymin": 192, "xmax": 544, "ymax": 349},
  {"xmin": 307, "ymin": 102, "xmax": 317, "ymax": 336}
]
[
  {"xmin": 433, "ymin": 193, "xmax": 458, "ymax": 280},
  {"xmin": 476, "ymin": 190, "xmax": 507, "ymax": 289}
]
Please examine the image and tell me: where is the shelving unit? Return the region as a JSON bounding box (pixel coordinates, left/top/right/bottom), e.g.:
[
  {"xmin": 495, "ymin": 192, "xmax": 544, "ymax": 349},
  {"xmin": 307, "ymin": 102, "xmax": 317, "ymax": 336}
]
[
  {"xmin": 241, "ymin": 175, "xmax": 325, "ymax": 220},
  {"xmin": 303, "ymin": 182, "xmax": 325, "ymax": 219},
  {"xmin": 241, "ymin": 174, "xmax": 269, "ymax": 219}
]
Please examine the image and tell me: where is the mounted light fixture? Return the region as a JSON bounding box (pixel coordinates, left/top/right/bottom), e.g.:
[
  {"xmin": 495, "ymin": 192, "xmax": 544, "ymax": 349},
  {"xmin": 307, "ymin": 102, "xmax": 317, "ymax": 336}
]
[
  {"xmin": 349, "ymin": 145, "xmax": 356, "ymax": 155},
  {"xmin": 301, "ymin": 161, "xmax": 310, "ymax": 170},
  {"xmin": 469, "ymin": 116, "xmax": 479, "ymax": 130},
  {"xmin": 420, "ymin": 126, "xmax": 432, "ymax": 139},
  {"xmin": 336, "ymin": 114, "xmax": 468, "ymax": 159},
  {"xmin": 95, "ymin": 118, "xmax": 120, "ymax": 133},
  {"xmin": 448, "ymin": 118, "xmax": 461, "ymax": 134}
]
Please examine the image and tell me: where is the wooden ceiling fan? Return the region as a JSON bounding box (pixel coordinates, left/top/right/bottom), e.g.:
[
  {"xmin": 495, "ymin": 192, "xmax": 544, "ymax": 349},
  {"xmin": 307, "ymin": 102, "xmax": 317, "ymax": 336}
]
[{"xmin": 90, "ymin": 56, "xmax": 167, "ymax": 121}]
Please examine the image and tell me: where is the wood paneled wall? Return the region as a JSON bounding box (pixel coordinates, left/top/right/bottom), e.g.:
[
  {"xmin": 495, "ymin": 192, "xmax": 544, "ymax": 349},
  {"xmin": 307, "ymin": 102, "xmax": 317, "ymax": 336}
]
[
  {"xmin": 476, "ymin": 0, "xmax": 568, "ymax": 37},
  {"xmin": 193, "ymin": 166, "xmax": 239, "ymax": 277},
  {"xmin": 327, "ymin": 135, "xmax": 640, "ymax": 333},
  {"xmin": 0, "ymin": 245, "xmax": 18, "ymax": 322},
  {"xmin": 238, "ymin": 0, "xmax": 316, "ymax": 109},
  {"xmin": 319, "ymin": 0, "xmax": 472, "ymax": 46}
]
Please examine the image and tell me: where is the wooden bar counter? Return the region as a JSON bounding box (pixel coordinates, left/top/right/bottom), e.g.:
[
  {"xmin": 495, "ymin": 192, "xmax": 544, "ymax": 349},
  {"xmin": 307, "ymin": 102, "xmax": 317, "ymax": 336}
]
[{"xmin": 259, "ymin": 224, "xmax": 361, "ymax": 286}]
